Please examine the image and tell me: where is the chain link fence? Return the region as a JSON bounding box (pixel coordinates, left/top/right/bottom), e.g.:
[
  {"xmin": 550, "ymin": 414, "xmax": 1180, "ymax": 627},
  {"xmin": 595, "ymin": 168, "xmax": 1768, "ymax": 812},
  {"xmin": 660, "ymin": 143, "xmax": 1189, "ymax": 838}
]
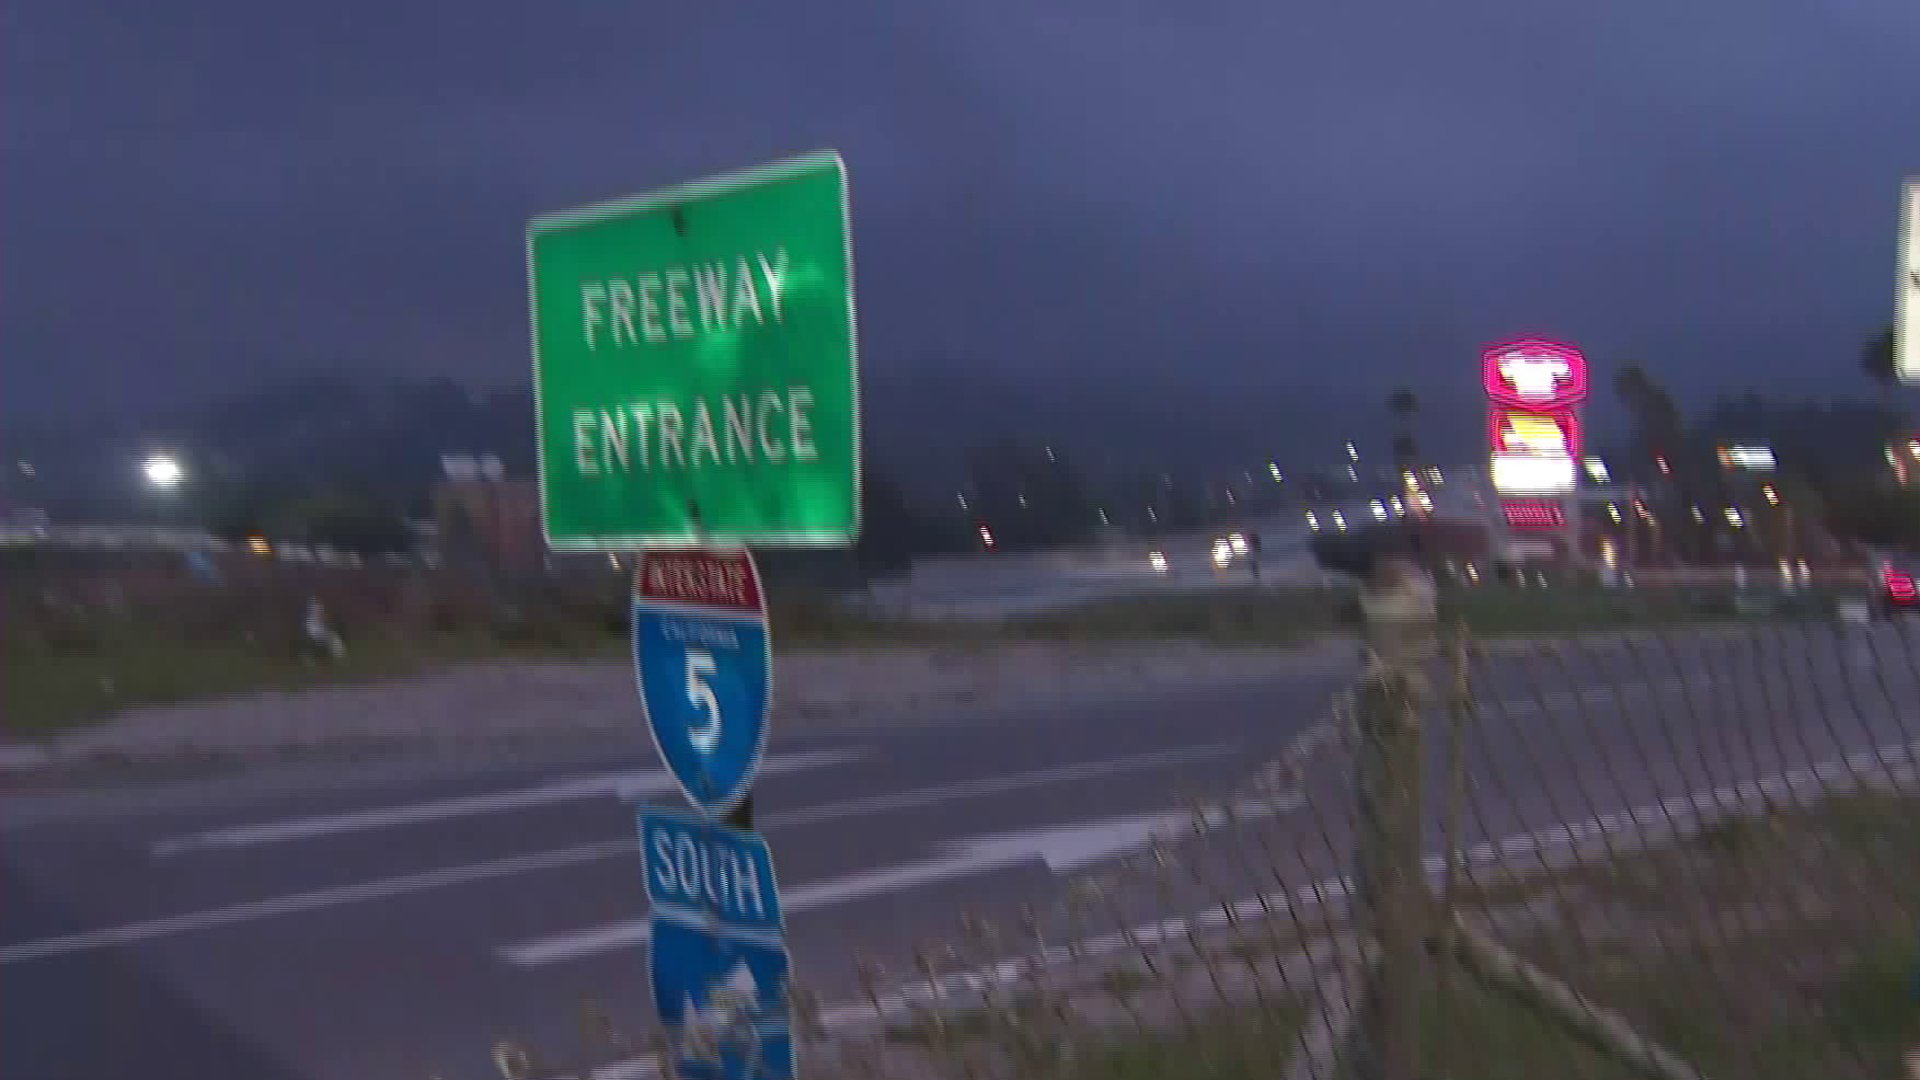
[{"xmin": 483, "ymin": 587, "xmax": 1920, "ymax": 1080}]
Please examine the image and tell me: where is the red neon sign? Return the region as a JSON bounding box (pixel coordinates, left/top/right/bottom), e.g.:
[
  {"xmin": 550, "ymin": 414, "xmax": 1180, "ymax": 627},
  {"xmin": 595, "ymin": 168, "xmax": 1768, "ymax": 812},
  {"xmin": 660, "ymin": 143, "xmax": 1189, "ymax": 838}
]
[
  {"xmin": 1501, "ymin": 500, "xmax": 1565, "ymax": 528},
  {"xmin": 1488, "ymin": 407, "xmax": 1582, "ymax": 458},
  {"xmin": 1484, "ymin": 339, "xmax": 1587, "ymax": 409}
]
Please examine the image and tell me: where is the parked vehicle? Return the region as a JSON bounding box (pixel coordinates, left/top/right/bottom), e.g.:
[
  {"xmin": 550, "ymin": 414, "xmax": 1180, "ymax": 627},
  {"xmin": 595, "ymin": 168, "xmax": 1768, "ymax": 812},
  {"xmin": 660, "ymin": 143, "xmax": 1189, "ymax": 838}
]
[{"xmin": 1874, "ymin": 555, "xmax": 1920, "ymax": 618}]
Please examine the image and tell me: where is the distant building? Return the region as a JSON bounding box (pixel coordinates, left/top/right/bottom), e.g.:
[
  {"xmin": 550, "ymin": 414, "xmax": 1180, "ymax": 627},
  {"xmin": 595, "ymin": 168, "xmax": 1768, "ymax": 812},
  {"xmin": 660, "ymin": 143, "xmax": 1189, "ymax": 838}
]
[{"xmin": 433, "ymin": 454, "xmax": 541, "ymax": 573}]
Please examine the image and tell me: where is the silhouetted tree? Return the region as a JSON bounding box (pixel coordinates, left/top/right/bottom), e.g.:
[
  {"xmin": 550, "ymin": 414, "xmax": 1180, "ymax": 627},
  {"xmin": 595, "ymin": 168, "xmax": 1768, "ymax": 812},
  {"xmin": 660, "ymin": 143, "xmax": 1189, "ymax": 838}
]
[
  {"xmin": 1862, "ymin": 326, "xmax": 1898, "ymax": 389},
  {"xmin": 286, "ymin": 490, "xmax": 412, "ymax": 555},
  {"xmin": 1827, "ymin": 483, "xmax": 1920, "ymax": 552},
  {"xmin": 1387, "ymin": 387, "xmax": 1419, "ymax": 466},
  {"xmin": 963, "ymin": 441, "xmax": 1098, "ymax": 550},
  {"xmin": 1613, "ymin": 363, "xmax": 1686, "ymax": 471},
  {"xmin": 854, "ymin": 468, "xmax": 963, "ymax": 574}
]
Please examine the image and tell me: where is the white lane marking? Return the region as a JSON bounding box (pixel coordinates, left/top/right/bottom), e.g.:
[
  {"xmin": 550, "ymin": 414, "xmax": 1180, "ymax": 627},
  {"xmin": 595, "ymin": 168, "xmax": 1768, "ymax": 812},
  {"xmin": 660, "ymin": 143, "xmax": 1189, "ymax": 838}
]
[
  {"xmin": 0, "ymin": 846, "xmax": 627, "ymax": 965},
  {"xmin": 585, "ymin": 735, "xmax": 1920, "ymax": 1079},
  {"xmin": 499, "ymin": 792, "xmax": 1293, "ymax": 967},
  {"xmin": 6, "ymin": 745, "xmax": 1236, "ymax": 964},
  {"xmin": 759, "ymin": 743, "xmax": 1233, "ymax": 831},
  {"xmin": 150, "ymin": 748, "xmax": 865, "ymax": 856}
]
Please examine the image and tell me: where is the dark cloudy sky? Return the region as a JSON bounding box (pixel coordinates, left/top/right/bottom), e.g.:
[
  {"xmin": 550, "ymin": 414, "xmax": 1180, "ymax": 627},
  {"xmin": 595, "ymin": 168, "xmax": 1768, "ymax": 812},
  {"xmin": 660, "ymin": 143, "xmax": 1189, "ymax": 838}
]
[{"xmin": 3, "ymin": 1, "xmax": 1916, "ymax": 465}]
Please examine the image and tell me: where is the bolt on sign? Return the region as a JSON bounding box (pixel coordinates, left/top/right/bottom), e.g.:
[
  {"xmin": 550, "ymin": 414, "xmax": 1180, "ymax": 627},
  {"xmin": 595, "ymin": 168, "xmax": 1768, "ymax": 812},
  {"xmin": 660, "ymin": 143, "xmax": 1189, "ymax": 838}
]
[{"xmin": 527, "ymin": 152, "xmax": 860, "ymax": 549}]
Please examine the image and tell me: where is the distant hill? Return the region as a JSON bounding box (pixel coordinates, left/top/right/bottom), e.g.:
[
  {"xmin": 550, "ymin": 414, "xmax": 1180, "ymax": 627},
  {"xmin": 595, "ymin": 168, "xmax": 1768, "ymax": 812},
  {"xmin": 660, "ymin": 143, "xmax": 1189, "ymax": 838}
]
[{"xmin": 3, "ymin": 363, "xmax": 1465, "ymax": 524}]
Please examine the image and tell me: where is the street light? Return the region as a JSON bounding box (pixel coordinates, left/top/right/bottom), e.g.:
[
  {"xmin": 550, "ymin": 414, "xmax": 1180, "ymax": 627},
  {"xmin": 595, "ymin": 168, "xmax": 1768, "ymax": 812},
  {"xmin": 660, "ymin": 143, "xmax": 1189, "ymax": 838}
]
[{"xmin": 142, "ymin": 452, "xmax": 185, "ymax": 490}]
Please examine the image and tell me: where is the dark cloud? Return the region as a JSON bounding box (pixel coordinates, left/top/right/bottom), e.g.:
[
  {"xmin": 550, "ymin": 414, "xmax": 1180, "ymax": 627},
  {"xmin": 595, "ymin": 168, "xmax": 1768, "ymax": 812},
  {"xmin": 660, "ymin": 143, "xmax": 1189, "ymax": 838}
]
[{"xmin": 3, "ymin": 0, "xmax": 1916, "ymax": 469}]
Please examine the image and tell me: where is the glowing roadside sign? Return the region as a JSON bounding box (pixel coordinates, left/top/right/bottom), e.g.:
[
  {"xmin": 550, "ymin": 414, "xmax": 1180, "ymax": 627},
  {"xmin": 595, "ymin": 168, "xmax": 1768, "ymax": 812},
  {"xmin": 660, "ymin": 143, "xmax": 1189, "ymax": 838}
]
[
  {"xmin": 1501, "ymin": 500, "xmax": 1566, "ymax": 528},
  {"xmin": 1485, "ymin": 337, "xmax": 1584, "ymax": 499},
  {"xmin": 1490, "ymin": 407, "xmax": 1580, "ymax": 458},
  {"xmin": 1716, "ymin": 445, "xmax": 1776, "ymax": 471},
  {"xmin": 1484, "ymin": 339, "xmax": 1587, "ymax": 409},
  {"xmin": 1490, "ymin": 453, "xmax": 1577, "ymax": 494}
]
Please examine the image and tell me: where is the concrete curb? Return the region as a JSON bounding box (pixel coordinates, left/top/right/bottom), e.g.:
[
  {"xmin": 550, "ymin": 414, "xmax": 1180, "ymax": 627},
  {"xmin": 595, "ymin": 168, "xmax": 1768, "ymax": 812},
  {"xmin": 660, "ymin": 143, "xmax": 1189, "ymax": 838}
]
[{"xmin": 0, "ymin": 640, "xmax": 1365, "ymax": 786}]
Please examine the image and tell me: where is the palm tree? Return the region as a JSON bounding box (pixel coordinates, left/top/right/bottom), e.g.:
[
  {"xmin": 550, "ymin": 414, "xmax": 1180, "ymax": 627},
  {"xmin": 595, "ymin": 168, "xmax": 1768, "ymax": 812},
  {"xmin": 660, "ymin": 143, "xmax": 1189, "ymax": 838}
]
[
  {"xmin": 1862, "ymin": 326, "xmax": 1898, "ymax": 389},
  {"xmin": 1613, "ymin": 363, "xmax": 1685, "ymax": 468},
  {"xmin": 1387, "ymin": 387, "xmax": 1418, "ymax": 466}
]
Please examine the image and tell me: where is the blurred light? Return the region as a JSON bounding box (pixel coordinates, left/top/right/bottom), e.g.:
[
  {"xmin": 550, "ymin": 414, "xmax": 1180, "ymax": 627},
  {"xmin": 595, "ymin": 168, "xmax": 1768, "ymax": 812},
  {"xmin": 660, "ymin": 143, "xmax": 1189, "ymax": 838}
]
[
  {"xmin": 1484, "ymin": 340, "xmax": 1587, "ymax": 408},
  {"xmin": 1490, "ymin": 409, "xmax": 1579, "ymax": 456},
  {"xmin": 1369, "ymin": 499, "xmax": 1389, "ymax": 522},
  {"xmin": 1229, "ymin": 533, "xmax": 1250, "ymax": 555},
  {"xmin": 1582, "ymin": 457, "xmax": 1610, "ymax": 483},
  {"xmin": 16, "ymin": 461, "xmax": 34, "ymax": 478},
  {"xmin": 1501, "ymin": 500, "xmax": 1565, "ymax": 529},
  {"xmin": 606, "ymin": 553, "xmax": 621, "ymax": 570},
  {"xmin": 1606, "ymin": 503, "xmax": 1622, "ymax": 524},
  {"xmin": 956, "ymin": 493, "xmax": 968, "ymax": 510},
  {"xmin": 1211, "ymin": 540, "xmax": 1233, "ymax": 569},
  {"xmin": 978, "ymin": 524, "xmax": 995, "ymax": 548},
  {"xmin": 1345, "ymin": 442, "xmax": 1359, "ymax": 462},
  {"xmin": 1717, "ymin": 445, "xmax": 1776, "ymax": 471},
  {"xmin": 247, "ymin": 536, "xmax": 271, "ymax": 556},
  {"xmin": 1723, "ymin": 507, "xmax": 1745, "ymax": 527},
  {"xmin": 1346, "ymin": 465, "xmax": 1359, "ymax": 482},
  {"xmin": 1761, "ymin": 484, "xmax": 1780, "ymax": 506},
  {"xmin": 1908, "ymin": 439, "xmax": 1920, "ymax": 459},
  {"xmin": 1690, "ymin": 506, "xmax": 1705, "ymax": 523},
  {"xmin": 1656, "ymin": 455, "xmax": 1672, "ymax": 476},
  {"xmin": 1305, "ymin": 510, "xmax": 1320, "ymax": 532},
  {"xmin": 1886, "ymin": 563, "xmax": 1917, "ymax": 601},
  {"xmin": 1401, "ymin": 469, "xmax": 1418, "ymax": 489},
  {"xmin": 1415, "ymin": 491, "xmax": 1433, "ymax": 512},
  {"xmin": 1490, "ymin": 453, "xmax": 1576, "ymax": 494},
  {"xmin": 142, "ymin": 453, "xmax": 185, "ymax": 490},
  {"xmin": 1331, "ymin": 510, "xmax": 1348, "ymax": 531},
  {"xmin": 1599, "ymin": 539, "xmax": 1619, "ymax": 569},
  {"xmin": 1268, "ymin": 462, "xmax": 1283, "ymax": 482},
  {"xmin": 1464, "ymin": 563, "xmax": 1481, "ymax": 584},
  {"xmin": 1424, "ymin": 466, "xmax": 1444, "ymax": 484},
  {"xmin": 1148, "ymin": 551, "xmax": 1169, "ymax": 574},
  {"xmin": 1389, "ymin": 495, "xmax": 1405, "ymax": 516}
]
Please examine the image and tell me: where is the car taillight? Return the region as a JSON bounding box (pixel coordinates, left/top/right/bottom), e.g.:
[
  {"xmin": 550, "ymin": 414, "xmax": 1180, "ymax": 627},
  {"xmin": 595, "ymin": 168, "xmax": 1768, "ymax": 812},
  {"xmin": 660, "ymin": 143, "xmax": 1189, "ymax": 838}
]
[{"xmin": 1885, "ymin": 567, "xmax": 1916, "ymax": 600}]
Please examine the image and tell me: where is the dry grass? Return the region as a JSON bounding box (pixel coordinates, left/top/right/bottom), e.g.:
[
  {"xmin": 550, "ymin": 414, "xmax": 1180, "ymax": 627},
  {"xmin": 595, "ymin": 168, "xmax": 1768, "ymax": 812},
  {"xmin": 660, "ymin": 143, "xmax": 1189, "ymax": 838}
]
[{"xmin": 1465, "ymin": 792, "xmax": 1920, "ymax": 1080}]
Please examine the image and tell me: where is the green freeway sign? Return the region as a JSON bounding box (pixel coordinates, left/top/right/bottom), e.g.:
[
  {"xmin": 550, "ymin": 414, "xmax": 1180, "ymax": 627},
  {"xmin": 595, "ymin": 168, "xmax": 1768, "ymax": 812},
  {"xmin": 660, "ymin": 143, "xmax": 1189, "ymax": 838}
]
[{"xmin": 527, "ymin": 151, "xmax": 859, "ymax": 549}]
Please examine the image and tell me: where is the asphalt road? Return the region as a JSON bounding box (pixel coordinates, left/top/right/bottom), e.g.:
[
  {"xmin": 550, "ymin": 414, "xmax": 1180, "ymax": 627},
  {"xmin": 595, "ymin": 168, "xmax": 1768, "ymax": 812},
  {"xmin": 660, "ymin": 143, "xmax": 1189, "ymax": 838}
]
[
  {"xmin": 1, "ymin": 655, "xmax": 1363, "ymax": 1080},
  {"xmin": 6, "ymin": 621, "xmax": 1918, "ymax": 1080}
]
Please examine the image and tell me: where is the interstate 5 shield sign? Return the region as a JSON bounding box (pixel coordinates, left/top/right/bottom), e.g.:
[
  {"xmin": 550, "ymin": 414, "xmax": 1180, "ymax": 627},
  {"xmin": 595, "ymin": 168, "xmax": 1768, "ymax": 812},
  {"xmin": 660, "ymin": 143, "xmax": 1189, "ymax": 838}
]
[{"xmin": 633, "ymin": 549, "xmax": 772, "ymax": 817}]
